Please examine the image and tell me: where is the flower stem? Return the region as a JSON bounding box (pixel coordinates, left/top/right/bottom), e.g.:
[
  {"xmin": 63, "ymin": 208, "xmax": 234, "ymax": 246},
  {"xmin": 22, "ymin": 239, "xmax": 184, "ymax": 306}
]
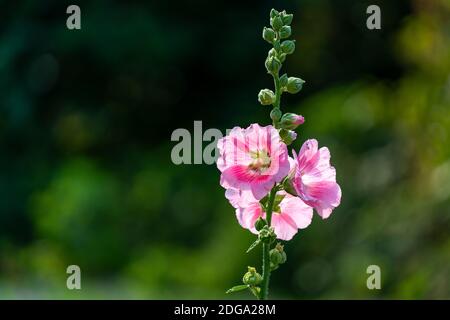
[
  {"xmin": 260, "ymin": 187, "xmax": 277, "ymax": 300},
  {"xmin": 271, "ymin": 31, "xmax": 282, "ymax": 126},
  {"xmin": 273, "ymin": 73, "xmax": 281, "ymax": 109}
]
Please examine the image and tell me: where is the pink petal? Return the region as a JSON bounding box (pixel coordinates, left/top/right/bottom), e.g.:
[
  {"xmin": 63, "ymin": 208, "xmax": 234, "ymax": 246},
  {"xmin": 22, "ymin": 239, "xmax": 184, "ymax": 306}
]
[
  {"xmin": 304, "ymin": 181, "xmax": 341, "ymax": 219},
  {"xmin": 236, "ymin": 203, "xmax": 263, "ymax": 233},
  {"xmin": 225, "ymin": 188, "xmax": 256, "ymax": 209},
  {"xmin": 271, "ymin": 213, "xmax": 298, "ymax": 241},
  {"xmin": 279, "ymin": 194, "xmax": 313, "ymax": 229},
  {"xmin": 250, "ymin": 181, "xmax": 274, "ymax": 200}
]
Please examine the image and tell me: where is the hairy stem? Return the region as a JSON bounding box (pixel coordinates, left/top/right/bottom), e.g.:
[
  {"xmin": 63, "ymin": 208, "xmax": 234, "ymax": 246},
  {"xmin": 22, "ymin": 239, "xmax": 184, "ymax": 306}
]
[
  {"xmin": 273, "ymin": 73, "xmax": 281, "ymax": 109},
  {"xmin": 260, "ymin": 187, "xmax": 277, "ymax": 300},
  {"xmin": 271, "ymin": 31, "xmax": 282, "ymax": 126}
]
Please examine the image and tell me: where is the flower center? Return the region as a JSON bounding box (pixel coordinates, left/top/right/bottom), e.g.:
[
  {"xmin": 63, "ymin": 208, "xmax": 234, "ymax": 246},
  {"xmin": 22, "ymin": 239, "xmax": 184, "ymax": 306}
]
[{"xmin": 248, "ymin": 149, "xmax": 271, "ymax": 173}]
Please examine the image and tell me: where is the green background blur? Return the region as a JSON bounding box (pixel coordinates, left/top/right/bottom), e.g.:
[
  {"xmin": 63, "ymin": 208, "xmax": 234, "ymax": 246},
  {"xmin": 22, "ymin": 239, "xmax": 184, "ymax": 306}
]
[{"xmin": 1, "ymin": 0, "xmax": 449, "ymax": 299}]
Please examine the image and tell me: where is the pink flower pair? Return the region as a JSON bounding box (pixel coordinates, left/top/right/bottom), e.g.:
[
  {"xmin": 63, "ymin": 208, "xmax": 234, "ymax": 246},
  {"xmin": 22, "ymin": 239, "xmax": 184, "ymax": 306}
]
[{"xmin": 217, "ymin": 123, "xmax": 341, "ymax": 241}]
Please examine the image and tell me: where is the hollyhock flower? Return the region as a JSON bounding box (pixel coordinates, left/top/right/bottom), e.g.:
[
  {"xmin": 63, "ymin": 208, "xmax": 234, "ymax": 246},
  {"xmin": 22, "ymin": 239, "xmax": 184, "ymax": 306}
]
[
  {"xmin": 234, "ymin": 190, "xmax": 313, "ymax": 241},
  {"xmin": 217, "ymin": 124, "xmax": 290, "ymax": 200},
  {"xmin": 290, "ymin": 139, "xmax": 341, "ymax": 219}
]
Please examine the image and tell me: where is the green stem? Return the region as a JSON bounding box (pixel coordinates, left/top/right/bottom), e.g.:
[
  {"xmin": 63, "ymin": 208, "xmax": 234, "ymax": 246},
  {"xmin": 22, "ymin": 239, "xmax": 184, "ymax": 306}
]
[
  {"xmin": 273, "ymin": 73, "xmax": 281, "ymax": 109},
  {"xmin": 271, "ymin": 32, "xmax": 282, "ymax": 126},
  {"xmin": 260, "ymin": 187, "xmax": 277, "ymax": 300},
  {"xmin": 274, "ymin": 32, "xmax": 282, "ymax": 109}
]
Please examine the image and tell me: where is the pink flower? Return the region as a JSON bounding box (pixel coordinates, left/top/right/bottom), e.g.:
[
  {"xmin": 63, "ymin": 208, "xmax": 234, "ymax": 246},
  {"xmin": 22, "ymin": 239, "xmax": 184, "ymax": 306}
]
[
  {"xmin": 217, "ymin": 124, "xmax": 290, "ymax": 200},
  {"xmin": 291, "ymin": 139, "xmax": 341, "ymax": 219},
  {"xmin": 233, "ymin": 190, "xmax": 313, "ymax": 241}
]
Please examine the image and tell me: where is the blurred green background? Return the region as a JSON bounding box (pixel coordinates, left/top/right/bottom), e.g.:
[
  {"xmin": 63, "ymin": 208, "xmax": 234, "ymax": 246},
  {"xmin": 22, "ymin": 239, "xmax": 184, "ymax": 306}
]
[{"xmin": 0, "ymin": 0, "xmax": 449, "ymax": 299}]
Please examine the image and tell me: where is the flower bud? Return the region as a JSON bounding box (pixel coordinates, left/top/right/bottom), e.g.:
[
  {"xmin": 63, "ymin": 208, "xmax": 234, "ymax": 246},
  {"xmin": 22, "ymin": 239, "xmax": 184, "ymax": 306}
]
[
  {"xmin": 280, "ymin": 113, "xmax": 305, "ymax": 130},
  {"xmin": 273, "ymin": 40, "xmax": 281, "ymax": 52},
  {"xmin": 262, "ymin": 27, "xmax": 276, "ymax": 44},
  {"xmin": 255, "ymin": 217, "xmax": 267, "ymax": 231},
  {"xmin": 279, "ymin": 25, "xmax": 291, "ymax": 39},
  {"xmin": 242, "ymin": 267, "xmax": 262, "ymax": 286},
  {"xmin": 265, "ymin": 56, "xmax": 281, "ymax": 74},
  {"xmin": 286, "ymin": 77, "xmax": 305, "ymax": 94},
  {"xmin": 281, "ymin": 13, "xmax": 293, "ymax": 25},
  {"xmin": 258, "ymin": 89, "xmax": 275, "ymax": 106},
  {"xmin": 270, "ymin": 9, "xmax": 279, "ymax": 19},
  {"xmin": 281, "ymin": 40, "xmax": 295, "ymax": 55},
  {"xmin": 270, "ymin": 16, "xmax": 283, "ymax": 31},
  {"xmin": 279, "ymin": 53, "xmax": 286, "ymax": 63},
  {"xmin": 279, "ymin": 129, "xmax": 297, "ymax": 145},
  {"xmin": 283, "ymin": 176, "xmax": 298, "ymax": 197},
  {"xmin": 279, "ymin": 73, "xmax": 288, "ymax": 87},
  {"xmin": 269, "ymin": 248, "xmax": 283, "ymax": 265},
  {"xmin": 270, "ymin": 108, "xmax": 282, "ymax": 122},
  {"xmin": 258, "ymin": 226, "xmax": 276, "ymax": 244},
  {"xmin": 268, "ymin": 48, "xmax": 277, "ymax": 57},
  {"xmin": 280, "ymin": 251, "xmax": 287, "ymax": 264},
  {"xmin": 275, "ymin": 243, "xmax": 287, "ymax": 264}
]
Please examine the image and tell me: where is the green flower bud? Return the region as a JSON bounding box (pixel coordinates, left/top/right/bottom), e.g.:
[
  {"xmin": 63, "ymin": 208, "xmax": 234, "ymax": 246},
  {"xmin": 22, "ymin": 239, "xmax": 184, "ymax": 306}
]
[
  {"xmin": 280, "ymin": 251, "xmax": 287, "ymax": 264},
  {"xmin": 273, "ymin": 40, "xmax": 281, "ymax": 52},
  {"xmin": 270, "ymin": 9, "xmax": 279, "ymax": 19},
  {"xmin": 281, "ymin": 13, "xmax": 293, "ymax": 25},
  {"xmin": 286, "ymin": 77, "xmax": 305, "ymax": 94},
  {"xmin": 279, "ymin": 25, "xmax": 291, "ymax": 39},
  {"xmin": 273, "ymin": 242, "xmax": 287, "ymax": 264},
  {"xmin": 281, "ymin": 40, "xmax": 295, "ymax": 55},
  {"xmin": 268, "ymin": 48, "xmax": 277, "ymax": 57},
  {"xmin": 271, "ymin": 16, "xmax": 283, "ymax": 31},
  {"xmin": 279, "ymin": 53, "xmax": 286, "ymax": 63},
  {"xmin": 275, "ymin": 243, "xmax": 287, "ymax": 264},
  {"xmin": 279, "ymin": 129, "xmax": 297, "ymax": 145},
  {"xmin": 283, "ymin": 176, "xmax": 298, "ymax": 197},
  {"xmin": 269, "ymin": 248, "xmax": 283, "ymax": 265},
  {"xmin": 249, "ymin": 286, "xmax": 261, "ymax": 298},
  {"xmin": 265, "ymin": 56, "xmax": 281, "ymax": 74},
  {"xmin": 279, "ymin": 73, "xmax": 288, "ymax": 87},
  {"xmin": 262, "ymin": 27, "xmax": 276, "ymax": 44},
  {"xmin": 255, "ymin": 217, "xmax": 267, "ymax": 231},
  {"xmin": 280, "ymin": 113, "xmax": 305, "ymax": 130},
  {"xmin": 242, "ymin": 267, "xmax": 262, "ymax": 286},
  {"xmin": 258, "ymin": 226, "xmax": 276, "ymax": 244},
  {"xmin": 270, "ymin": 108, "xmax": 282, "ymax": 122},
  {"xmin": 258, "ymin": 89, "xmax": 275, "ymax": 106}
]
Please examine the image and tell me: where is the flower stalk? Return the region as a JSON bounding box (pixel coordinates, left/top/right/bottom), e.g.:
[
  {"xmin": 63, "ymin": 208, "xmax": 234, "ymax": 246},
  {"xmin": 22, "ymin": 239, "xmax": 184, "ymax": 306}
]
[
  {"xmin": 220, "ymin": 8, "xmax": 341, "ymax": 300},
  {"xmin": 260, "ymin": 186, "xmax": 278, "ymax": 300}
]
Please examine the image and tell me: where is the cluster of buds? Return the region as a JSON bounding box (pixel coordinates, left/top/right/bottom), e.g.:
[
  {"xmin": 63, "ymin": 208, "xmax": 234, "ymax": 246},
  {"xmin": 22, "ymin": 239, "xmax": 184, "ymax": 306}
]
[
  {"xmin": 226, "ymin": 266, "xmax": 263, "ymax": 298},
  {"xmin": 242, "ymin": 266, "xmax": 263, "ymax": 286},
  {"xmin": 258, "ymin": 225, "xmax": 277, "ymax": 244},
  {"xmin": 258, "ymin": 9, "xmax": 306, "ymax": 145}
]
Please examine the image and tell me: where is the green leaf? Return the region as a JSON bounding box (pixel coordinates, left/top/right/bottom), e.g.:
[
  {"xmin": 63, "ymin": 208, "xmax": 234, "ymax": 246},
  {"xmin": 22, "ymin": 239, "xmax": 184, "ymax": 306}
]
[
  {"xmin": 246, "ymin": 238, "xmax": 261, "ymax": 253},
  {"xmin": 226, "ymin": 285, "xmax": 250, "ymax": 294}
]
